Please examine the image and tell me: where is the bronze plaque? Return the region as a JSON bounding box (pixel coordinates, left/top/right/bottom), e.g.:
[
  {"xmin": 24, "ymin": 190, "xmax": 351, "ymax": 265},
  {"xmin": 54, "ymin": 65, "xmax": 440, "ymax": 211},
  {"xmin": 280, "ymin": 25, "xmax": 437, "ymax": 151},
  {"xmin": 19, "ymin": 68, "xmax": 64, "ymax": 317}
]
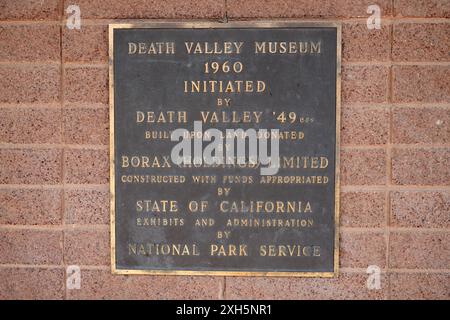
[{"xmin": 110, "ymin": 22, "xmax": 341, "ymax": 276}]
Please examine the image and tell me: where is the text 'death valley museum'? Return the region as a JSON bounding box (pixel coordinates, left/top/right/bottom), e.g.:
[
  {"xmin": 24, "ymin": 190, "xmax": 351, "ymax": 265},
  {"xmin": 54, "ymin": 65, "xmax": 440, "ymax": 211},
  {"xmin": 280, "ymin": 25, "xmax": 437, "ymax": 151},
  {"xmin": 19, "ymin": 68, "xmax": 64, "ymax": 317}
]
[{"xmin": 110, "ymin": 23, "xmax": 341, "ymax": 276}]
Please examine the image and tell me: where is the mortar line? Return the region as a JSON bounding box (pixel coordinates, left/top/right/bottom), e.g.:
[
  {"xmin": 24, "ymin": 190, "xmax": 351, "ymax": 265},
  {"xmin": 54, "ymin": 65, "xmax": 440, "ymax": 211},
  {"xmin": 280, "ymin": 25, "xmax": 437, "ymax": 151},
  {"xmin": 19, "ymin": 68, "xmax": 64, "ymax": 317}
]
[
  {"xmin": 340, "ymin": 267, "xmax": 450, "ymax": 273},
  {"xmin": 0, "ymin": 264, "xmax": 65, "ymax": 269},
  {"xmin": 1, "ymin": 264, "xmax": 448, "ymax": 273},
  {"xmin": 2, "ymin": 61, "xmax": 449, "ymax": 67},
  {"xmin": 0, "ymin": 184, "xmax": 448, "ymax": 191},
  {"xmin": 64, "ymin": 62, "xmax": 109, "ymax": 68},
  {"xmin": 1, "ymin": 102, "xmax": 449, "ymax": 109},
  {"xmin": 224, "ymin": 0, "xmax": 229, "ymax": 23},
  {"xmin": 0, "ymin": 264, "xmax": 110, "ymax": 270},
  {"xmin": 385, "ymin": 13, "xmax": 395, "ymax": 299},
  {"xmin": 341, "ymin": 144, "xmax": 450, "ymax": 149},
  {"xmin": 343, "ymin": 61, "xmax": 450, "ymax": 66},
  {"xmin": 0, "ymin": 61, "xmax": 60, "ymax": 66},
  {"xmin": 341, "ymin": 185, "xmax": 450, "ymax": 191},
  {"xmin": 0, "ymin": 184, "xmax": 108, "ymax": 190},
  {"xmin": 0, "ymin": 224, "xmax": 109, "ymax": 231},
  {"xmin": 0, "ymin": 143, "xmax": 108, "ymax": 149},
  {"xmin": 6, "ymin": 142, "xmax": 448, "ymax": 150},
  {"xmin": 1, "ymin": 183, "xmax": 449, "ymax": 191},
  {"xmin": 340, "ymin": 227, "xmax": 450, "ymax": 232},
  {"xmin": 0, "ymin": 103, "xmax": 108, "ymax": 109},
  {"xmin": 223, "ymin": 276, "xmax": 227, "ymax": 300},
  {"xmin": 1, "ymin": 17, "xmax": 450, "ymax": 26},
  {"xmin": 59, "ymin": 0, "xmax": 68, "ymax": 300},
  {"xmin": 2, "ymin": 224, "xmax": 448, "ymax": 232},
  {"xmin": 343, "ymin": 102, "xmax": 450, "ymax": 108}
]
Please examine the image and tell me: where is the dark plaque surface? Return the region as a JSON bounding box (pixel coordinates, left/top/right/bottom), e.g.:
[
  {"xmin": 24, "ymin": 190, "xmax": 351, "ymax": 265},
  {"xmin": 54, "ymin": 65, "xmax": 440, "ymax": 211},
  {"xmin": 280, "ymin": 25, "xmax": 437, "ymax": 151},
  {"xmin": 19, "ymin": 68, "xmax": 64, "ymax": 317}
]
[{"xmin": 110, "ymin": 22, "xmax": 340, "ymax": 276}]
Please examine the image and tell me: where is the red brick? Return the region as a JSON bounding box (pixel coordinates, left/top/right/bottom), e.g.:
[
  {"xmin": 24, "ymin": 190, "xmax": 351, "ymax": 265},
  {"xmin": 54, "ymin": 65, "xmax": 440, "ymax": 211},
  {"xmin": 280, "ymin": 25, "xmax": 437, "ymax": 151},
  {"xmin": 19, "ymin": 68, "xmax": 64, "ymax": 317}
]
[
  {"xmin": 228, "ymin": 0, "xmax": 392, "ymax": 18},
  {"xmin": 63, "ymin": 25, "xmax": 108, "ymax": 63},
  {"xmin": 393, "ymin": 66, "xmax": 450, "ymax": 103},
  {"xmin": 0, "ymin": 65, "xmax": 60, "ymax": 103},
  {"xmin": 341, "ymin": 149, "xmax": 386, "ymax": 185},
  {"xmin": 63, "ymin": 107, "xmax": 108, "ymax": 145},
  {"xmin": 64, "ymin": 67, "xmax": 108, "ymax": 104},
  {"xmin": 67, "ymin": 269, "xmax": 221, "ymax": 299},
  {"xmin": 0, "ymin": 267, "xmax": 64, "ymax": 299},
  {"xmin": 340, "ymin": 191, "xmax": 385, "ymax": 227},
  {"xmin": 0, "ymin": 25, "xmax": 60, "ymax": 62},
  {"xmin": 342, "ymin": 22, "xmax": 390, "ymax": 62},
  {"xmin": 65, "ymin": 229, "xmax": 109, "ymax": 265},
  {"xmin": 392, "ymin": 107, "xmax": 450, "ymax": 144},
  {"xmin": 341, "ymin": 106, "xmax": 389, "ymax": 145},
  {"xmin": 394, "ymin": 0, "xmax": 450, "ymax": 18},
  {"xmin": 389, "ymin": 232, "xmax": 450, "ymax": 269},
  {"xmin": 65, "ymin": 189, "xmax": 109, "ymax": 224},
  {"xmin": 0, "ymin": 0, "xmax": 60, "ymax": 20},
  {"xmin": 0, "ymin": 229, "xmax": 63, "ymax": 264},
  {"xmin": 391, "ymin": 191, "xmax": 450, "ymax": 228},
  {"xmin": 391, "ymin": 148, "xmax": 450, "ymax": 185},
  {"xmin": 393, "ymin": 23, "xmax": 450, "ymax": 62},
  {"xmin": 65, "ymin": 0, "xmax": 225, "ymax": 19},
  {"xmin": 342, "ymin": 66, "xmax": 389, "ymax": 103},
  {"xmin": 0, "ymin": 107, "xmax": 61, "ymax": 144},
  {"xmin": 0, "ymin": 189, "xmax": 62, "ymax": 225},
  {"xmin": 390, "ymin": 273, "xmax": 450, "ymax": 300},
  {"xmin": 0, "ymin": 148, "xmax": 62, "ymax": 184},
  {"xmin": 64, "ymin": 148, "xmax": 109, "ymax": 184},
  {"xmin": 340, "ymin": 231, "xmax": 386, "ymax": 268},
  {"xmin": 226, "ymin": 272, "xmax": 387, "ymax": 299}
]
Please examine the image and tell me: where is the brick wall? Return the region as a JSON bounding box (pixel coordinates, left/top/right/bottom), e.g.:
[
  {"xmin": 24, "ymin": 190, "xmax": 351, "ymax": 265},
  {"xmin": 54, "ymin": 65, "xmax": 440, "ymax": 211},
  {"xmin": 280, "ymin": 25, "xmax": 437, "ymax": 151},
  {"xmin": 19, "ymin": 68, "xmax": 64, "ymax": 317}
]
[{"xmin": 0, "ymin": 0, "xmax": 449, "ymax": 300}]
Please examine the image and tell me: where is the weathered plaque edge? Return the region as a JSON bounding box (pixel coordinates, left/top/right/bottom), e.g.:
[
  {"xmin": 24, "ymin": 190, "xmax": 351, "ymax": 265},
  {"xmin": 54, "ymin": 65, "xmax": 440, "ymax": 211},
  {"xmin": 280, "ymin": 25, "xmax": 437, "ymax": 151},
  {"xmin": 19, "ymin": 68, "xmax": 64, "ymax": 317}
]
[{"xmin": 109, "ymin": 21, "xmax": 341, "ymax": 278}]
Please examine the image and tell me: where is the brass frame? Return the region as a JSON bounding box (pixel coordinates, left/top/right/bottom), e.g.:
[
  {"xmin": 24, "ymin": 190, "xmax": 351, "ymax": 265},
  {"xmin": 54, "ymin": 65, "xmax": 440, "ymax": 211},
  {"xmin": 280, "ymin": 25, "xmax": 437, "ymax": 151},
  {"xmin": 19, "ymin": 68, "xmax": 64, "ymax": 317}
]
[{"xmin": 109, "ymin": 21, "xmax": 341, "ymax": 277}]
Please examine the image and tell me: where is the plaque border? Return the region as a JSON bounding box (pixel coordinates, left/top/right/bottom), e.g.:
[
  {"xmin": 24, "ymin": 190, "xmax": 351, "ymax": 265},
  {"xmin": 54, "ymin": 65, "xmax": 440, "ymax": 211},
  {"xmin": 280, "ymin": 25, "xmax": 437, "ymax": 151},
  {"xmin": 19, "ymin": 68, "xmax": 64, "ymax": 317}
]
[{"xmin": 109, "ymin": 21, "xmax": 341, "ymax": 277}]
